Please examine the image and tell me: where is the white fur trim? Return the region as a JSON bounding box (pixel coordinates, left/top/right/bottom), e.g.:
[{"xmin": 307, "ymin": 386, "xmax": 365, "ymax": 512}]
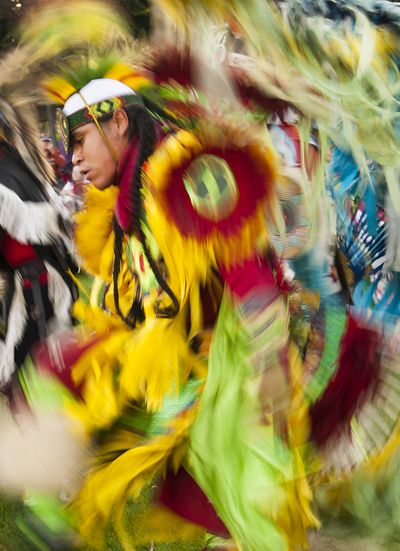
[
  {"xmin": 0, "ymin": 272, "xmax": 27, "ymax": 385},
  {"xmin": 63, "ymin": 78, "xmax": 136, "ymax": 116},
  {"xmin": 47, "ymin": 185, "xmax": 78, "ymax": 259},
  {"xmin": 45, "ymin": 262, "xmax": 73, "ymax": 331},
  {"xmin": 44, "ymin": 180, "xmax": 66, "ymax": 210},
  {"xmin": 0, "ymin": 264, "xmax": 74, "ymax": 386},
  {"xmin": 0, "ymin": 183, "xmax": 61, "ymax": 245}
]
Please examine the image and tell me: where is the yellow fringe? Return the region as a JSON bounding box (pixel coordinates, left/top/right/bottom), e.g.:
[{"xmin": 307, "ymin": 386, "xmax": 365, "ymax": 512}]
[
  {"xmin": 73, "ymin": 399, "xmax": 200, "ymax": 541},
  {"xmin": 280, "ymin": 343, "xmax": 320, "ymax": 549}
]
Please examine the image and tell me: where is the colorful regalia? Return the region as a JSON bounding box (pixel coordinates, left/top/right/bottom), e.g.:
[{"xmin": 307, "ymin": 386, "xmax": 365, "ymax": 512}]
[
  {"xmin": 37, "ymin": 53, "xmax": 320, "ymax": 548},
  {"xmin": 3, "ymin": 0, "xmax": 400, "ymax": 550}
]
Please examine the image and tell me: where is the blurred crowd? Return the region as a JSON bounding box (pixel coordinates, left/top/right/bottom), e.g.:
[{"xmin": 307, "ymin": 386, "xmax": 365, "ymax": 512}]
[{"xmin": 40, "ymin": 135, "xmax": 86, "ymax": 213}]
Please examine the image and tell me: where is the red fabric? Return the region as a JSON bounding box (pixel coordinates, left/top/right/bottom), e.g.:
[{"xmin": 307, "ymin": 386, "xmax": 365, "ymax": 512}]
[
  {"xmin": 219, "ymin": 256, "xmax": 278, "ymax": 300},
  {"xmin": 310, "ymin": 313, "xmax": 381, "ymax": 448},
  {"xmin": 1, "ymin": 234, "xmax": 37, "ymax": 267},
  {"xmin": 159, "ymin": 468, "xmax": 230, "ymax": 537},
  {"xmin": 165, "ymin": 148, "xmax": 271, "ymax": 240}
]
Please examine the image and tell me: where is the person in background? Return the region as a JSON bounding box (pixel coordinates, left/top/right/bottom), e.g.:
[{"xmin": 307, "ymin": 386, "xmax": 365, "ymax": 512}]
[
  {"xmin": 0, "ymin": 103, "xmax": 77, "ymax": 397},
  {"xmin": 40, "ymin": 135, "xmax": 69, "ymax": 191},
  {"xmin": 60, "ymin": 164, "xmax": 87, "ymax": 214}
]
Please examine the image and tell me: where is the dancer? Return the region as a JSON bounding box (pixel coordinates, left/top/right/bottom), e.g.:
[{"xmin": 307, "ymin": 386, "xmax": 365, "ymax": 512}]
[
  {"xmin": 0, "ymin": 88, "xmax": 77, "ymax": 392},
  {"xmin": 36, "ymin": 39, "xmax": 318, "ymax": 549},
  {"xmin": 4, "ymin": 1, "xmax": 400, "ymax": 550}
]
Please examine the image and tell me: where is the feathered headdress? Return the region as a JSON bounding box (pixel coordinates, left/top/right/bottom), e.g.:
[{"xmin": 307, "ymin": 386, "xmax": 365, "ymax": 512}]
[
  {"xmin": 0, "ymin": 0, "xmax": 134, "ymax": 181},
  {"xmin": 44, "ymin": 54, "xmax": 153, "ymax": 152}
]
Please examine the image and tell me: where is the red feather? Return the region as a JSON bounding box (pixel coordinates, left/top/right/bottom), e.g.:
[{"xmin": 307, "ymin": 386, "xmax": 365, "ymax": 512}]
[
  {"xmin": 150, "ymin": 48, "xmax": 290, "ymax": 116},
  {"xmin": 150, "ymin": 48, "xmax": 199, "ymax": 88},
  {"xmin": 164, "ymin": 147, "xmax": 271, "ymax": 240},
  {"xmin": 230, "ymin": 66, "xmax": 288, "ymax": 116}
]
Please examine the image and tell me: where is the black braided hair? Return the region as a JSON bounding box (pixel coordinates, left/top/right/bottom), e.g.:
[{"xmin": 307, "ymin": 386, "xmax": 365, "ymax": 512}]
[
  {"xmin": 129, "ymin": 107, "xmax": 180, "ymax": 318},
  {"xmin": 112, "ymin": 216, "xmax": 145, "ymax": 328},
  {"xmin": 109, "ymin": 104, "xmax": 179, "ymax": 325}
]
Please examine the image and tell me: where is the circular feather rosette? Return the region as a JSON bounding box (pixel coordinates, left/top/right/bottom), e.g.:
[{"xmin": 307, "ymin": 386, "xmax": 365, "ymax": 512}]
[{"xmin": 145, "ymin": 128, "xmax": 277, "ymax": 267}]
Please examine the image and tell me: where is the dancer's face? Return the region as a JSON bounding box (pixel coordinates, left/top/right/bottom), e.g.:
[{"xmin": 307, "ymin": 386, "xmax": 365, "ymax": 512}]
[{"xmin": 71, "ymin": 109, "xmax": 129, "ymax": 190}]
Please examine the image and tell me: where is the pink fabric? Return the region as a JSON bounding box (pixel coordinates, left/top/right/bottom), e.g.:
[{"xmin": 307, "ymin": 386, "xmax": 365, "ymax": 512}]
[
  {"xmin": 114, "ymin": 139, "xmax": 140, "ymax": 233},
  {"xmin": 114, "ymin": 125, "xmax": 166, "ymax": 233}
]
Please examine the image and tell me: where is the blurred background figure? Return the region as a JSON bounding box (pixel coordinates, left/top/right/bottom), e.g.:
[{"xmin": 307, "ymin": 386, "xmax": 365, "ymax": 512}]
[
  {"xmin": 40, "ymin": 135, "xmax": 69, "ymax": 191},
  {"xmin": 59, "ymin": 164, "xmax": 87, "ymax": 214},
  {"xmin": 0, "ymin": 106, "xmax": 77, "ymax": 401}
]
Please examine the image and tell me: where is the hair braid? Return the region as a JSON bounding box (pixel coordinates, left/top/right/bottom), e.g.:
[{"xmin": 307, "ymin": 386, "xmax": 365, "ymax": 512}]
[
  {"xmin": 112, "ymin": 217, "xmax": 125, "ymax": 319},
  {"xmin": 112, "ymin": 216, "xmax": 145, "ymax": 328},
  {"xmin": 130, "ymin": 109, "xmax": 180, "ymax": 318}
]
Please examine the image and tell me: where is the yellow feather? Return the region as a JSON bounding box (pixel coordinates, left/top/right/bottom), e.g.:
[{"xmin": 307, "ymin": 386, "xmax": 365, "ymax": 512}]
[
  {"xmin": 75, "ymin": 185, "xmax": 119, "ymax": 279},
  {"xmin": 119, "ymin": 315, "xmax": 204, "ymax": 412},
  {"xmin": 104, "ymin": 63, "xmax": 153, "ymax": 90},
  {"xmin": 73, "ymin": 399, "xmax": 200, "ymax": 541},
  {"xmin": 113, "ymin": 500, "xmax": 204, "ymax": 548},
  {"xmin": 89, "ymin": 277, "xmax": 104, "ymax": 308},
  {"xmin": 43, "ymin": 75, "xmax": 77, "ymax": 104},
  {"xmin": 21, "ymin": 0, "xmax": 131, "ymax": 61}
]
